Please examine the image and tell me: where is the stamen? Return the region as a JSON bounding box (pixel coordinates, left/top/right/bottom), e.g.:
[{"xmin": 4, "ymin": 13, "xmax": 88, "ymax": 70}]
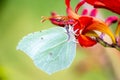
[{"xmin": 41, "ymin": 16, "xmax": 51, "ymax": 22}]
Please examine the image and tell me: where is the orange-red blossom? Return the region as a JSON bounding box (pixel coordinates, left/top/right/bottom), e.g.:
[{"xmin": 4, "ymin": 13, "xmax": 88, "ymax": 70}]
[{"xmin": 42, "ymin": 0, "xmax": 118, "ymax": 47}]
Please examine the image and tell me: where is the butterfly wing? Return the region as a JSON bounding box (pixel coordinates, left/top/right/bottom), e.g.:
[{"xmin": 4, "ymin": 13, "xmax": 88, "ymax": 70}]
[{"xmin": 17, "ymin": 27, "xmax": 76, "ymax": 74}]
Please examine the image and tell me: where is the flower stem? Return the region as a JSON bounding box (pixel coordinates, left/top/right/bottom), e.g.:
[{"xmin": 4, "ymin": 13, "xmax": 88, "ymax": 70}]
[{"xmin": 96, "ymin": 38, "xmax": 120, "ymax": 51}]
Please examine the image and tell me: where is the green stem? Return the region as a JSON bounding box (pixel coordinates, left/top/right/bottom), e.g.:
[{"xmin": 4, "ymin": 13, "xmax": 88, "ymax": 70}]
[{"xmin": 96, "ymin": 38, "xmax": 120, "ymax": 51}]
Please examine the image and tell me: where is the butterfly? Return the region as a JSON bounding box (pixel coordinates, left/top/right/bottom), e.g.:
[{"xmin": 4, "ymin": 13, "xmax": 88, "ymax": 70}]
[{"xmin": 17, "ymin": 26, "xmax": 76, "ymax": 74}]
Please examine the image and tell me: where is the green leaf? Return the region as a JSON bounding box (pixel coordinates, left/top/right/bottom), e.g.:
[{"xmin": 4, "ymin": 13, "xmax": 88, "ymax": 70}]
[{"xmin": 17, "ymin": 27, "xmax": 76, "ymax": 74}]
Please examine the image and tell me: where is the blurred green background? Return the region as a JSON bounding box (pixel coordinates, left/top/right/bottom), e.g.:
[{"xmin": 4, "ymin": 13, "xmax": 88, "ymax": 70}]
[{"xmin": 0, "ymin": 0, "xmax": 120, "ymax": 80}]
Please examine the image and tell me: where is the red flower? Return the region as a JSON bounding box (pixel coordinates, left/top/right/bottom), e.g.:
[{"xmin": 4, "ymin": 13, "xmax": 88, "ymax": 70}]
[
  {"xmin": 65, "ymin": 0, "xmax": 115, "ymax": 47},
  {"xmin": 84, "ymin": 0, "xmax": 120, "ymax": 14},
  {"xmin": 42, "ymin": 0, "xmax": 115, "ymax": 47}
]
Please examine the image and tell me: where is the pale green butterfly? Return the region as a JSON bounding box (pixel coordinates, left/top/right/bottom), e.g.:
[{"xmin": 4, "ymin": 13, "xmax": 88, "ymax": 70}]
[{"xmin": 17, "ymin": 26, "xmax": 76, "ymax": 74}]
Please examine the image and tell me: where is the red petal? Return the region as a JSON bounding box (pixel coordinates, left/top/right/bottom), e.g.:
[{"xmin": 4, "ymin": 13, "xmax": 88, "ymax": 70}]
[
  {"xmin": 78, "ymin": 35, "xmax": 97, "ymax": 47},
  {"xmin": 85, "ymin": 0, "xmax": 120, "ymax": 14},
  {"xmin": 78, "ymin": 16, "xmax": 93, "ymax": 29},
  {"xmin": 75, "ymin": 0, "xmax": 85, "ymax": 13},
  {"xmin": 73, "ymin": 16, "xmax": 93, "ymax": 35},
  {"xmin": 65, "ymin": 0, "xmax": 70, "ymax": 8},
  {"xmin": 65, "ymin": 0, "xmax": 80, "ymax": 19},
  {"xmin": 95, "ymin": 0, "xmax": 120, "ymax": 14}
]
